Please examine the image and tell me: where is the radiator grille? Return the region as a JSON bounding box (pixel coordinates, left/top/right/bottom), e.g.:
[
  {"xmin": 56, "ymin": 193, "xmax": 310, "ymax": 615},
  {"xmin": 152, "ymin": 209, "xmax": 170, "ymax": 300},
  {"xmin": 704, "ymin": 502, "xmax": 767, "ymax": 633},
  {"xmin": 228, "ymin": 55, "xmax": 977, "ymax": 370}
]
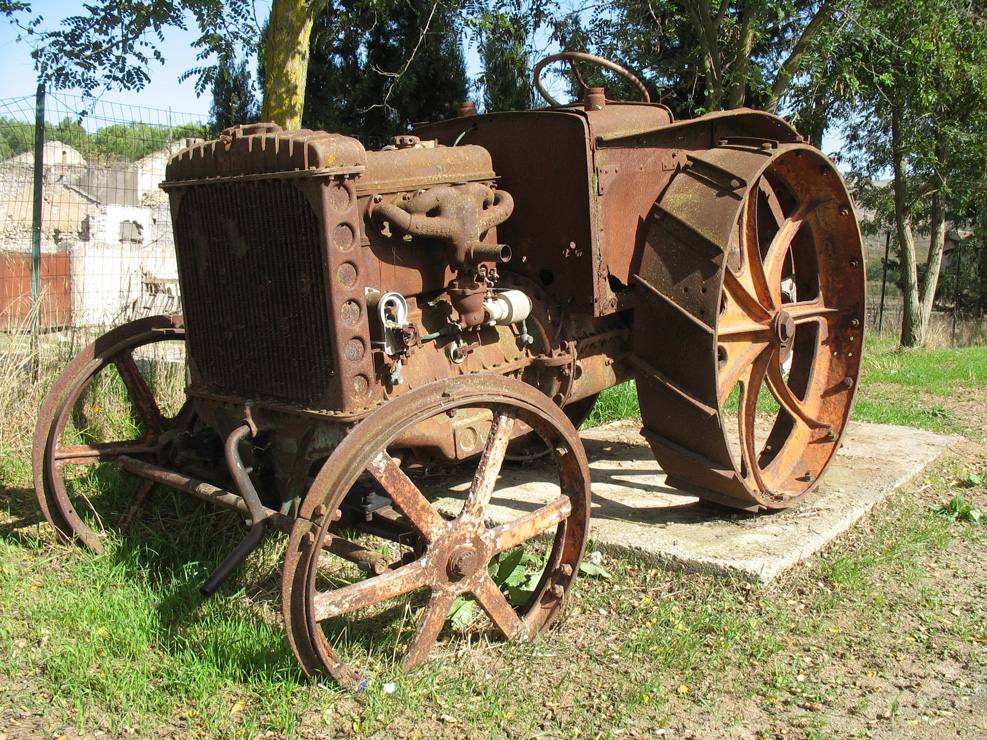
[{"xmin": 173, "ymin": 180, "xmax": 335, "ymax": 407}]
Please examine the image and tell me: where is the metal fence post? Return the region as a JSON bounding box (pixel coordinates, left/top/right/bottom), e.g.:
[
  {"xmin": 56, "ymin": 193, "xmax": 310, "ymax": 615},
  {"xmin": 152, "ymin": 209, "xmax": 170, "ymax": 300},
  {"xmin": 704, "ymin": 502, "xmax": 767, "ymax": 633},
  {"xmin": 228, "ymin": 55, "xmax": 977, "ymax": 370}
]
[{"xmin": 30, "ymin": 82, "xmax": 46, "ymax": 374}]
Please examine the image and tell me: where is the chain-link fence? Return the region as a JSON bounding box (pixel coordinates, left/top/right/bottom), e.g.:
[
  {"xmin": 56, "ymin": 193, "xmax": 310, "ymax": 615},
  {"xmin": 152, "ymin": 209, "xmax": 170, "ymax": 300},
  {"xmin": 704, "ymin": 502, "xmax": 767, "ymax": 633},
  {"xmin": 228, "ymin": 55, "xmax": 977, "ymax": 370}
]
[{"xmin": 0, "ymin": 89, "xmax": 208, "ymax": 338}]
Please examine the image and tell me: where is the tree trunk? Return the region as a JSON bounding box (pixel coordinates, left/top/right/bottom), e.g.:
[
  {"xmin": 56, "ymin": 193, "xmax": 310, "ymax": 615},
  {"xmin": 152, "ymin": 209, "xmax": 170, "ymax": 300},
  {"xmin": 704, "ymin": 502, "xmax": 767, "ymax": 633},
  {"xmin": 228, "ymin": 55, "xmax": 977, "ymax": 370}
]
[
  {"xmin": 261, "ymin": 0, "xmax": 328, "ymax": 128},
  {"xmin": 891, "ymin": 106, "xmax": 923, "ymax": 347},
  {"xmin": 918, "ymin": 126, "xmax": 949, "ymax": 334},
  {"xmin": 683, "ymin": 0, "xmax": 725, "ymax": 109},
  {"xmin": 765, "ymin": 0, "xmax": 837, "ymax": 114},
  {"xmin": 726, "ymin": 0, "xmax": 760, "ymax": 109}
]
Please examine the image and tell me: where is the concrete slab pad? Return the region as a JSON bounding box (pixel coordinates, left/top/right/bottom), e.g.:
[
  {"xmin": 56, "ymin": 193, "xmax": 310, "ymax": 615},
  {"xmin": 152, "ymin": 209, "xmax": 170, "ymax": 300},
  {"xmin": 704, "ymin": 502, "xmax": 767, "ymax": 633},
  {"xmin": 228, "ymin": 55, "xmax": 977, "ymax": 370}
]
[{"xmin": 429, "ymin": 420, "xmax": 959, "ymax": 583}]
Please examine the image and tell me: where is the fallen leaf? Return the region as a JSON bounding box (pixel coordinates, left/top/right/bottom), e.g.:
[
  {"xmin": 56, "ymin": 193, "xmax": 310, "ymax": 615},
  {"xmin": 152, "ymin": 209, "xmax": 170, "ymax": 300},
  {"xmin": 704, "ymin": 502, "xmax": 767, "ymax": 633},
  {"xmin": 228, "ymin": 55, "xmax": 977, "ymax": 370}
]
[{"xmin": 230, "ymin": 700, "xmax": 246, "ymax": 715}]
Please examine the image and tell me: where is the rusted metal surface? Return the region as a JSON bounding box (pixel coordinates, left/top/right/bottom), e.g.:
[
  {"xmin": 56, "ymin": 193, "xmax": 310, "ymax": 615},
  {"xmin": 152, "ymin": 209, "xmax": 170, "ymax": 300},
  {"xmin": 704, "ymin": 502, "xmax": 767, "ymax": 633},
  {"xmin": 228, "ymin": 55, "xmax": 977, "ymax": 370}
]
[
  {"xmin": 0, "ymin": 252, "xmax": 71, "ymax": 330},
  {"xmin": 33, "ymin": 54, "xmax": 865, "ymax": 688}
]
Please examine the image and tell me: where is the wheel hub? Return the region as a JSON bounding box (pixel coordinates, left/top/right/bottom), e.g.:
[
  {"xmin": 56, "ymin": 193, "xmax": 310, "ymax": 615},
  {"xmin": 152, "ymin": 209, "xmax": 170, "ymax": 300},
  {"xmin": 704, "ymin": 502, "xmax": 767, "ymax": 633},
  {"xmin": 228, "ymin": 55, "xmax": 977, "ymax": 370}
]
[
  {"xmin": 446, "ymin": 545, "xmax": 482, "ymax": 580},
  {"xmin": 771, "ymin": 310, "xmax": 796, "ymax": 344}
]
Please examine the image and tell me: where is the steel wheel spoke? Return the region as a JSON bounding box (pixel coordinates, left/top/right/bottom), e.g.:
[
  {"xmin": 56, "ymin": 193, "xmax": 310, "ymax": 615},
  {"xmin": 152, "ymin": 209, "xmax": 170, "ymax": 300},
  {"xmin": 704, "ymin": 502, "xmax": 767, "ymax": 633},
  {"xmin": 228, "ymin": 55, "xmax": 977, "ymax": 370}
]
[
  {"xmin": 461, "ymin": 410, "xmax": 516, "ymax": 524},
  {"xmin": 758, "ymin": 178, "xmax": 787, "ymax": 228},
  {"xmin": 743, "ymin": 194, "xmax": 776, "ymax": 311},
  {"xmin": 312, "ymin": 560, "xmax": 427, "ymax": 622},
  {"xmin": 762, "ymin": 200, "xmax": 821, "ymax": 307},
  {"xmin": 113, "ymin": 351, "xmax": 165, "ymax": 434},
  {"xmin": 491, "ymin": 496, "xmax": 572, "ymax": 554},
  {"xmin": 738, "ymin": 350, "xmax": 771, "ymax": 492},
  {"xmin": 786, "ymin": 300, "xmax": 843, "ymax": 324},
  {"xmin": 367, "ymin": 451, "xmax": 448, "ymax": 543},
  {"xmin": 472, "ymin": 574, "xmax": 526, "ymax": 639},
  {"xmin": 723, "ymin": 267, "xmax": 773, "ymax": 324},
  {"xmin": 53, "ymin": 441, "xmax": 159, "ymax": 463},
  {"xmin": 765, "ymin": 354, "xmax": 831, "ymax": 431},
  {"xmin": 717, "ymin": 340, "xmax": 772, "ymax": 406},
  {"xmin": 402, "ymin": 590, "xmax": 456, "ymax": 669}
]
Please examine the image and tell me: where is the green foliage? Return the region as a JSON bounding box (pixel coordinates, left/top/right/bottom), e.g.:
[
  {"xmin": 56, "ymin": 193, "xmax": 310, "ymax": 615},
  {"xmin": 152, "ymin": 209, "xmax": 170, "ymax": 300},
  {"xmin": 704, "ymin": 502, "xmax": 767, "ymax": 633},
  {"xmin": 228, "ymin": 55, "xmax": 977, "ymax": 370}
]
[
  {"xmin": 209, "ymin": 56, "xmax": 259, "ymax": 132},
  {"xmin": 0, "ymin": 116, "xmax": 35, "ymax": 159},
  {"xmin": 935, "ymin": 495, "xmax": 984, "ymax": 523},
  {"xmin": 0, "ymin": 117, "xmax": 209, "ymax": 163},
  {"xmin": 571, "ymin": 0, "xmax": 842, "ymax": 117},
  {"xmin": 302, "ymin": 0, "xmax": 469, "ymax": 140},
  {"xmin": 584, "ymin": 381, "xmax": 640, "ymax": 428},
  {"xmin": 28, "ymin": 0, "xmax": 259, "ymax": 97},
  {"xmin": 578, "ymin": 558, "xmax": 612, "ymax": 580},
  {"xmin": 478, "ymin": 0, "xmax": 541, "ymax": 112},
  {"xmin": 809, "ymin": 0, "xmax": 987, "ymax": 346}
]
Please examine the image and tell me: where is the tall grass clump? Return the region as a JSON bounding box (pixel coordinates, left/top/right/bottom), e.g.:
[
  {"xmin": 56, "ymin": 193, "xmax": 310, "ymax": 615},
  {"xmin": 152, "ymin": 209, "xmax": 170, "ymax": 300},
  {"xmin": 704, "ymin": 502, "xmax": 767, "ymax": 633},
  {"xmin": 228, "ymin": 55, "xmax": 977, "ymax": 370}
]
[{"xmin": 584, "ymin": 379, "xmax": 641, "ymax": 427}]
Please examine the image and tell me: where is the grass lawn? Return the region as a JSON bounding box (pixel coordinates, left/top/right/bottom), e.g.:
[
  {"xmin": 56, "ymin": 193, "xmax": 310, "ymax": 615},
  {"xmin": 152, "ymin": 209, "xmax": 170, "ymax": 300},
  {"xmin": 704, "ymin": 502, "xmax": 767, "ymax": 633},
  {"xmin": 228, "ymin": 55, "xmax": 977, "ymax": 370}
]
[{"xmin": 1, "ymin": 331, "xmax": 985, "ymax": 739}]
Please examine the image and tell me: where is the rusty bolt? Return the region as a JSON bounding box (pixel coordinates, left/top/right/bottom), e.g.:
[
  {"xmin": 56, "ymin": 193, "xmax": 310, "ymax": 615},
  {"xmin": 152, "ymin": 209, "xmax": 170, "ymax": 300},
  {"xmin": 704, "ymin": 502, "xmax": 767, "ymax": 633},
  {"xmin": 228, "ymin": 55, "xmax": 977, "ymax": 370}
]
[
  {"xmin": 850, "ymin": 318, "xmax": 861, "ymax": 328},
  {"xmin": 804, "ymin": 470, "xmax": 815, "ymax": 482},
  {"xmin": 312, "ymin": 504, "xmax": 326, "ymax": 519},
  {"xmin": 560, "ymin": 563, "xmax": 574, "ymax": 577},
  {"xmin": 549, "ymin": 584, "xmax": 565, "ymax": 598},
  {"xmin": 555, "ymin": 446, "xmax": 568, "ymax": 457},
  {"xmin": 843, "ymin": 376, "xmax": 854, "ymax": 389},
  {"xmin": 372, "ymin": 194, "xmax": 382, "ymax": 203},
  {"xmin": 826, "ymin": 429, "xmax": 837, "ymax": 442},
  {"xmin": 839, "ymin": 205, "xmax": 850, "ymax": 216},
  {"xmin": 850, "ymin": 259, "xmax": 860, "ymax": 268},
  {"xmin": 303, "ymin": 532, "xmax": 316, "ymax": 547}
]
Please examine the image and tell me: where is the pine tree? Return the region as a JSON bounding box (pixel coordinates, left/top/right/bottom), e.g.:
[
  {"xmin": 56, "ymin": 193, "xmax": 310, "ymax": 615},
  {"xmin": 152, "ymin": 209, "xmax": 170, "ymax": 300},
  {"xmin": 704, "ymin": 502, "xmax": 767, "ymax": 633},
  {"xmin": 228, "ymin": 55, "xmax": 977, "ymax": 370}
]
[{"xmin": 210, "ymin": 57, "xmax": 259, "ymax": 132}]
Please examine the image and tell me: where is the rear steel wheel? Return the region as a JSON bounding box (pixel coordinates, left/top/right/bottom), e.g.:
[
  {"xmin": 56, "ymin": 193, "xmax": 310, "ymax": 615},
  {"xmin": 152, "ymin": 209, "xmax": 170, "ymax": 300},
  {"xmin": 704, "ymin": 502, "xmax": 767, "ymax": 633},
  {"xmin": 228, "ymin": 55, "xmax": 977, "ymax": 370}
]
[
  {"xmin": 33, "ymin": 315, "xmax": 192, "ymax": 548},
  {"xmin": 282, "ymin": 375, "xmax": 591, "ymax": 685},
  {"xmin": 634, "ymin": 143, "xmax": 864, "ymax": 510}
]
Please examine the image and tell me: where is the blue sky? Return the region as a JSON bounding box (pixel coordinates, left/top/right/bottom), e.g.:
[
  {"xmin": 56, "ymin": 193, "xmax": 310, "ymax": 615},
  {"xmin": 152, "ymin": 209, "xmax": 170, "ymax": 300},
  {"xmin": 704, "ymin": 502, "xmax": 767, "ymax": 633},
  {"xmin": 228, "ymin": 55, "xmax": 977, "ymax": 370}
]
[{"xmin": 0, "ymin": 0, "xmax": 217, "ymax": 118}]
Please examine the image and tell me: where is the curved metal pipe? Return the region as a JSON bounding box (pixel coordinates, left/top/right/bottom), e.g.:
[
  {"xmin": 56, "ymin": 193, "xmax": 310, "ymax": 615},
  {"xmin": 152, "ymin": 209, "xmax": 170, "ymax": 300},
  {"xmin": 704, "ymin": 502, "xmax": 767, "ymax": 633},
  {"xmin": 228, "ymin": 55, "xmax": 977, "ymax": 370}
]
[{"xmin": 200, "ymin": 424, "xmax": 269, "ymax": 596}]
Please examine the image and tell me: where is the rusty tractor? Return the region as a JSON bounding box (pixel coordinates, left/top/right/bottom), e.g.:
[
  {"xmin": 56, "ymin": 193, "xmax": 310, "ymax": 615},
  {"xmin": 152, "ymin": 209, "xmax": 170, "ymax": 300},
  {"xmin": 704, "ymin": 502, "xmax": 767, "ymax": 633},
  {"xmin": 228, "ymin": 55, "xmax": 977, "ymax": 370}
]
[{"xmin": 33, "ymin": 53, "xmax": 864, "ymax": 685}]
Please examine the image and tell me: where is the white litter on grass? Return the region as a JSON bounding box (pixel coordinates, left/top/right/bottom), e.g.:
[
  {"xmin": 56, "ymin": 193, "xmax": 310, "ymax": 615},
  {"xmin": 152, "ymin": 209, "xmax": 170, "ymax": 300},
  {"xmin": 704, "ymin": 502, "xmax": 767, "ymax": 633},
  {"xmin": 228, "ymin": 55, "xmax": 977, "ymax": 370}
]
[{"xmin": 383, "ymin": 682, "xmax": 396, "ymax": 694}]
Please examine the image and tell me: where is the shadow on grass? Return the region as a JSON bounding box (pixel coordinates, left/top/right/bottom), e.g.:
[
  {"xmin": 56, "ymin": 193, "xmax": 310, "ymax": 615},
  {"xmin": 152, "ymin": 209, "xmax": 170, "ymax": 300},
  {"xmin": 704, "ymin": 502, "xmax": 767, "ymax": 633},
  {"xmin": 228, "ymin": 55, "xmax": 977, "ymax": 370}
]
[
  {"xmin": 0, "ymin": 483, "xmax": 46, "ymax": 544},
  {"xmin": 2, "ymin": 481, "xmax": 306, "ymax": 684}
]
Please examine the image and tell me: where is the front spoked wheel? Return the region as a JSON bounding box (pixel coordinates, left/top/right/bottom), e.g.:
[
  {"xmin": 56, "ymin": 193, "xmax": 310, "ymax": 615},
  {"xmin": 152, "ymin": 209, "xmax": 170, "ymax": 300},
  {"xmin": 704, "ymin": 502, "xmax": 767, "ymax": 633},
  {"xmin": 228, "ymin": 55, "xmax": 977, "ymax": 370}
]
[{"xmin": 282, "ymin": 375, "xmax": 592, "ymax": 686}]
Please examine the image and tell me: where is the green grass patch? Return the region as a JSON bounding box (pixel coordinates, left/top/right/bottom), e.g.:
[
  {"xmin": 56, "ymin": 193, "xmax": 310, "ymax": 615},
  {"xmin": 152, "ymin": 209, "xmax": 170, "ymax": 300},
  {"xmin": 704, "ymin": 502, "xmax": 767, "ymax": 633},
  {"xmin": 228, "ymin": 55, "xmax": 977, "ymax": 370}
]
[
  {"xmin": 584, "ymin": 379, "xmax": 641, "ymax": 427},
  {"xmin": 0, "ymin": 506, "xmax": 311, "ymax": 738},
  {"xmin": 852, "ymin": 338, "xmax": 987, "ymax": 433}
]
